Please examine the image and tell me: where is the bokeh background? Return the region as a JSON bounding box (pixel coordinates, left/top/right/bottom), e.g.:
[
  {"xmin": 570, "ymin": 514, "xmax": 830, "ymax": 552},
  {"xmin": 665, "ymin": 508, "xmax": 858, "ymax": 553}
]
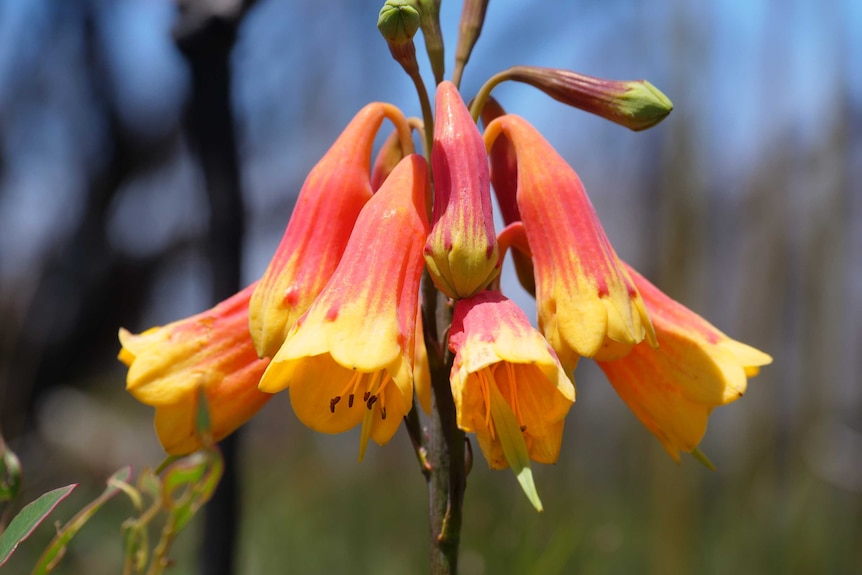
[{"xmin": 1, "ymin": 0, "xmax": 860, "ymax": 573}]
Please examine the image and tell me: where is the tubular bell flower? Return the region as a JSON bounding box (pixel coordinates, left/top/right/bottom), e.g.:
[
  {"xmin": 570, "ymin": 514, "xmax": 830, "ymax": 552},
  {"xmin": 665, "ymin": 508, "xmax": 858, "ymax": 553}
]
[
  {"xmin": 597, "ymin": 266, "xmax": 772, "ymax": 461},
  {"xmin": 484, "ymin": 115, "xmax": 655, "ymax": 369},
  {"xmin": 424, "ymin": 81, "xmax": 499, "ymax": 299},
  {"xmin": 118, "ymin": 284, "xmax": 271, "ymax": 455},
  {"xmin": 250, "ymin": 103, "xmax": 412, "ymax": 359},
  {"xmin": 258, "ymin": 155, "xmax": 430, "ymax": 459},
  {"xmin": 449, "ymin": 291, "xmax": 575, "ymax": 470},
  {"xmin": 481, "ymin": 97, "xmax": 536, "ymax": 296}
]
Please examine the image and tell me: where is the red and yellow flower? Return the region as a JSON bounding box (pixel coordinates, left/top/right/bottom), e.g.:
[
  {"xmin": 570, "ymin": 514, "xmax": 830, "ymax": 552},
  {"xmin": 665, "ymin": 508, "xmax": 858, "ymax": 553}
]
[
  {"xmin": 484, "ymin": 114, "xmax": 656, "ymax": 370},
  {"xmin": 250, "ymin": 103, "xmax": 412, "ymax": 359},
  {"xmin": 597, "ymin": 265, "xmax": 772, "ymax": 460},
  {"xmin": 119, "ymin": 284, "xmax": 271, "ymax": 455},
  {"xmin": 258, "ymin": 154, "xmax": 430, "ymax": 459},
  {"xmin": 449, "ymin": 291, "xmax": 575, "ymax": 470},
  {"xmin": 118, "ymin": 78, "xmax": 769, "ymax": 483}
]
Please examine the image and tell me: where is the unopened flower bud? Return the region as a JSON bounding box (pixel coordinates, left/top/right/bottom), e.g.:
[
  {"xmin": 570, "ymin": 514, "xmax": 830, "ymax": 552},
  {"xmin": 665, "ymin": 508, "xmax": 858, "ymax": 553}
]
[
  {"xmin": 417, "ymin": 0, "xmax": 445, "ymax": 83},
  {"xmin": 453, "ymin": 0, "xmax": 490, "ymax": 85},
  {"xmin": 505, "ymin": 66, "xmax": 673, "ymax": 131},
  {"xmin": 378, "ymin": 0, "xmax": 421, "ymax": 45},
  {"xmin": 378, "ymin": 0, "xmax": 422, "ymax": 74},
  {"xmin": 425, "ymin": 81, "xmax": 499, "ymax": 299}
]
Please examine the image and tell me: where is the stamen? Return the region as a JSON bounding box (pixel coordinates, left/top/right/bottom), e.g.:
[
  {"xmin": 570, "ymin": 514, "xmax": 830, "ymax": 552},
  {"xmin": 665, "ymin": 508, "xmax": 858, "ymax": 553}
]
[
  {"xmin": 332, "ymin": 371, "xmax": 365, "ymax": 411},
  {"xmin": 363, "ymin": 391, "xmax": 371, "ymax": 402},
  {"xmin": 366, "ymin": 395, "xmax": 378, "ymax": 409},
  {"xmin": 376, "ymin": 373, "xmax": 392, "ymax": 417},
  {"xmin": 329, "ymin": 396, "xmax": 341, "ymax": 413},
  {"xmin": 477, "ymin": 370, "xmax": 493, "ymax": 440},
  {"xmin": 520, "ymin": 425, "xmax": 527, "ymax": 432},
  {"xmin": 505, "ymin": 363, "xmax": 521, "ymax": 419},
  {"xmin": 502, "ymin": 363, "xmax": 526, "ymax": 431}
]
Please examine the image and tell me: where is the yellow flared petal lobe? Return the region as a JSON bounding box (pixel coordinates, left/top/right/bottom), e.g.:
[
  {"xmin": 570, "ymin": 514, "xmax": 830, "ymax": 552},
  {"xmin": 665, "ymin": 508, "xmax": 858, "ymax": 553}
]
[
  {"xmin": 449, "ymin": 292, "xmax": 575, "ymax": 470},
  {"xmin": 598, "ymin": 265, "xmax": 772, "ymax": 460},
  {"xmin": 119, "ymin": 284, "xmax": 272, "ymax": 455}
]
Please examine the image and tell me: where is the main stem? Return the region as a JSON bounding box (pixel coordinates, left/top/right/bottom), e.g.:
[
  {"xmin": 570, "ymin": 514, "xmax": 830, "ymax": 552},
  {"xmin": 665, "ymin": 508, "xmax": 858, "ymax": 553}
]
[{"xmin": 422, "ymin": 279, "xmax": 466, "ymax": 574}]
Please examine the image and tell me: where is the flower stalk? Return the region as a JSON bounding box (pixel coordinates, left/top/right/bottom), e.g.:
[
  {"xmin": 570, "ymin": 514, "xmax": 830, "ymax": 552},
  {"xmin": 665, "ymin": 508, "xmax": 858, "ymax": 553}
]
[{"xmin": 423, "ymin": 285, "xmax": 465, "ymax": 575}]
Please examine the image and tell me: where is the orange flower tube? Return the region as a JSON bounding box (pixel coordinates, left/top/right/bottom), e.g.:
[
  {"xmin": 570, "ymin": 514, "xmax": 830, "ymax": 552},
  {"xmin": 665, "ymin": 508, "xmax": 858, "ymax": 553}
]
[
  {"xmin": 119, "ymin": 284, "xmax": 271, "ymax": 455},
  {"xmin": 258, "ymin": 155, "xmax": 430, "ymax": 460},
  {"xmin": 598, "ymin": 266, "xmax": 772, "ymax": 460},
  {"xmin": 481, "ymin": 98, "xmax": 536, "ymax": 296},
  {"xmin": 484, "ymin": 115, "xmax": 655, "ymax": 369},
  {"xmin": 250, "ymin": 103, "xmax": 412, "ymax": 358}
]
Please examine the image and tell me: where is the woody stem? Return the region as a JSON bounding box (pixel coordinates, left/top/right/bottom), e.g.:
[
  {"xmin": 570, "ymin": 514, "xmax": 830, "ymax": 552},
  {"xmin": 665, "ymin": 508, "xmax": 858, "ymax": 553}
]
[{"xmin": 422, "ymin": 276, "xmax": 465, "ymax": 575}]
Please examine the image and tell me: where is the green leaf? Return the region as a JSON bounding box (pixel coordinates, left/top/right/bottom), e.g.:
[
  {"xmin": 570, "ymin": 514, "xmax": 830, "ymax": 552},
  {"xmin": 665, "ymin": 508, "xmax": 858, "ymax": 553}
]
[
  {"xmin": 0, "ymin": 437, "xmax": 22, "ymax": 503},
  {"xmin": 0, "ymin": 484, "xmax": 77, "ymax": 569},
  {"xmin": 487, "ymin": 379, "xmax": 543, "ymax": 512},
  {"xmin": 162, "ymin": 449, "xmax": 223, "ymax": 532},
  {"xmin": 31, "ymin": 468, "xmax": 131, "ymax": 574}
]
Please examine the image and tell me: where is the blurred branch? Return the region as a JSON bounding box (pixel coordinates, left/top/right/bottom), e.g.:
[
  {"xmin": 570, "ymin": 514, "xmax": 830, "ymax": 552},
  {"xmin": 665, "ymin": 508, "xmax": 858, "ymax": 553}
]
[{"xmin": 173, "ymin": 2, "xmax": 255, "ymax": 574}]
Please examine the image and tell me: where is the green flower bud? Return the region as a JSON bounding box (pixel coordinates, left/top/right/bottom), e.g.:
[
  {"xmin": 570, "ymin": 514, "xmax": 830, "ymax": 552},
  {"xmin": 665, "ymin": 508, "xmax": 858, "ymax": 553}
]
[
  {"xmin": 506, "ymin": 66, "xmax": 673, "ymax": 131},
  {"xmin": 378, "ymin": 0, "xmax": 421, "ymax": 46}
]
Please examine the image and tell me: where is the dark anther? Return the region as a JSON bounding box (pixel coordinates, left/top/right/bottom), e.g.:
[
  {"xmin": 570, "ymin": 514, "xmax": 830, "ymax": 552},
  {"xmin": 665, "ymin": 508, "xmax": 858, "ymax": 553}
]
[
  {"xmin": 363, "ymin": 391, "xmax": 371, "ymax": 401},
  {"xmin": 519, "ymin": 425, "xmax": 527, "ymax": 432},
  {"xmin": 366, "ymin": 395, "xmax": 378, "ymax": 409},
  {"xmin": 348, "ymin": 394, "xmax": 355, "ymax": 408},
  {"xmin": 330, "ymin": 396, "xmax": 342, "ymax": 413},
  {"xmin": 381, "ymin": 406, "xmax": 387, "ymax": 420}
]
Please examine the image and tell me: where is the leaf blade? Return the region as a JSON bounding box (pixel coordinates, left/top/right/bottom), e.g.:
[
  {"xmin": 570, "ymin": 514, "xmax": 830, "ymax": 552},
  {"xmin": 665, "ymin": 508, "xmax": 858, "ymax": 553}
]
[
  {"xmin": 0, "ymin": 484, "xmax": 77, "ymax": 568},
  {"xmin": 31, "ymin": 468, "xmax": 132, "ymax": 574}
]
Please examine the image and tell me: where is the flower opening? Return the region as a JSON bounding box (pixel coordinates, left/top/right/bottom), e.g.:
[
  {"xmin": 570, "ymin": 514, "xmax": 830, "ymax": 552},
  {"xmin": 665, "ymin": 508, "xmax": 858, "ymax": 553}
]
[
  {"xmin": 119, "ymin": 284, "xmax": 271, "ymax": 455},
  {"xmin": 597, "ymin": 265, "xmax": 772, "ymax": 461}
]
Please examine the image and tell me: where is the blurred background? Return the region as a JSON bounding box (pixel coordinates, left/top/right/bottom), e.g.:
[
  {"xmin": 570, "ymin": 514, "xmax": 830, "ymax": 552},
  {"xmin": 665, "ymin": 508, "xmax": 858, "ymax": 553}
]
[{"xmin": 1, "ymin": 0, "xmax": 860, "ymax": 573}]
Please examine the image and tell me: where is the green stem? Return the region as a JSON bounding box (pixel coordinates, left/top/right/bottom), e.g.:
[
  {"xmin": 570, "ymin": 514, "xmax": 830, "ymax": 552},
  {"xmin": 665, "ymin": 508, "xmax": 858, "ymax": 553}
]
[
  {"xmin": 408, "ymin": 70, "xmax": 435, "ymax": 164},
  {"xmin": 469, "ymin": 70, "xmax": 509, "ymax": 123}
]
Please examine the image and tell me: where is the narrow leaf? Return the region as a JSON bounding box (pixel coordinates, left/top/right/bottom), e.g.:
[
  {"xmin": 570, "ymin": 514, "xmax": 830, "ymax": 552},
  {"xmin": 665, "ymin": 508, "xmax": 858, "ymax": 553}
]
[
  {"xmin": 32, "ymin": 468, "xmax": 131, "ymax": 574},
  {"xmin": 162, "ymin": 449, "xmax": 223, "ymax": 532},
  {"xmin": 0, "ymin": 484, "xmax": 77, "ymax": 568},
  {"xmin": 487, "ymin": 380, "xmax": 543, "ymax": 511}
]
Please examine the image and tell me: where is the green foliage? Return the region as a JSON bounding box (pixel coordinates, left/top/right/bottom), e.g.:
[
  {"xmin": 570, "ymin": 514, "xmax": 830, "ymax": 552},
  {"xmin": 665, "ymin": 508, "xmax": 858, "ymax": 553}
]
[
  {"xmin": 117, "ymin": 388, "xmax": 222, "ymax": 575},
  {"xmin": 0, "ymin": 485, "xmax": 77, "ymax": 569},
  {"xmin": 0, "ymin": 388, "xmax": 222, "ymax": 574},
  {"xmin": 31, "ymin": 468, "xmax": 131, "ymax": 574}
]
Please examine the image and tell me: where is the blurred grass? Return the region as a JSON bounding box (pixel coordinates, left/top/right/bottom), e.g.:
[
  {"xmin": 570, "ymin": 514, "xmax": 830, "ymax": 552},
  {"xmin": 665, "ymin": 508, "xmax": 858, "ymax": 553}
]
[{"xmin": 4, "ymin": 378, "xmax": 860, "ymax": 575}]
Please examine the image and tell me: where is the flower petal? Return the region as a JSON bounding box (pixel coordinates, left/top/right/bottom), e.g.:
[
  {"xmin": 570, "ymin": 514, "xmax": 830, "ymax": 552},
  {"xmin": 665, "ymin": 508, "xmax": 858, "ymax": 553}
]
[{"xmin": 598, "ymin": 265, "xmax": 772, "ymax": 460}]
